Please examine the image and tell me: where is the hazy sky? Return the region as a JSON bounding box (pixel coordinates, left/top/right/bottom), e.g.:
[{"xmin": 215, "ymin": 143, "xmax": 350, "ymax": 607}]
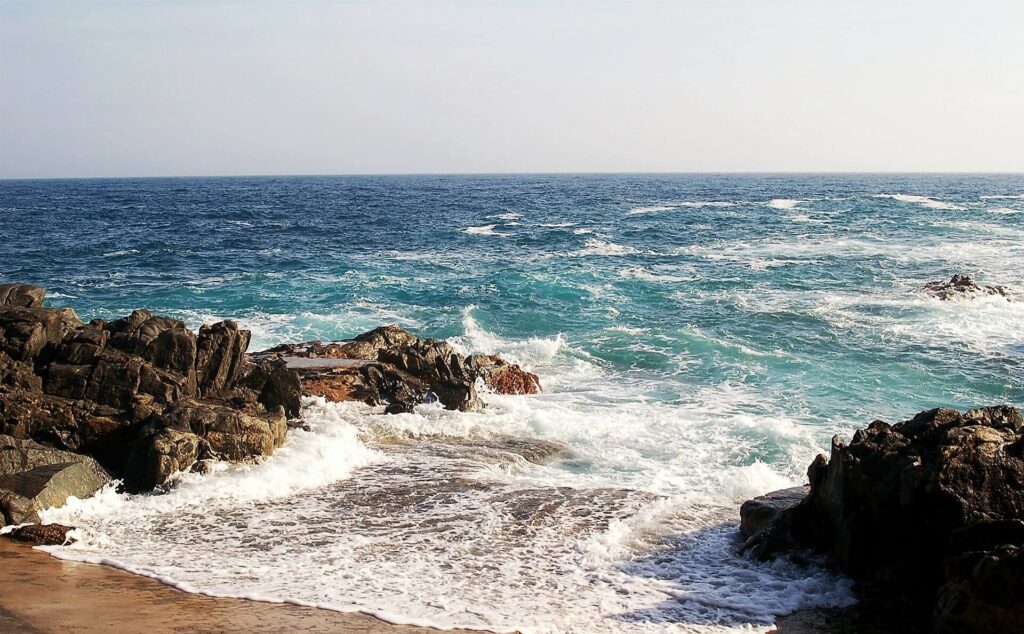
[{"xmin": 1, "ymin": 1, "xmax": 1022, "ymax": 178}]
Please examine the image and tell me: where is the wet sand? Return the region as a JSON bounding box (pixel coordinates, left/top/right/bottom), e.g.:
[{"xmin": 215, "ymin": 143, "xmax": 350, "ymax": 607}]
[{"xmin": 0, "ymin": 540, "xmax": 484, "ymax": 634}]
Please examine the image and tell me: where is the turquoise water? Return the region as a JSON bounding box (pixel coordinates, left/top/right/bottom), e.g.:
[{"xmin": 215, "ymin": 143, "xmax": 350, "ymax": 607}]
[{"xmin": 5, "ymin": 174, "xmax": 1024, "ymax": 632}]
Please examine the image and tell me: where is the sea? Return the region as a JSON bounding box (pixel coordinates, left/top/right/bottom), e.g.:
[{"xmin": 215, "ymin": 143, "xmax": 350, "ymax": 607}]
[{"xmin": 2, "ymin": 174, "xmax": 1023, "ymax": 633}]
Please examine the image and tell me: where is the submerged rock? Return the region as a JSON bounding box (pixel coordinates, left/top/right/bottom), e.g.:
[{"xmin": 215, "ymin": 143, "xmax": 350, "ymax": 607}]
[
  {"xmin": 467, "ymin": 354, "xmax": 542, "ymax": 395},
  {"xmin": 741, "ymin": 405, "xmax": 1024, "ymax": 633},
  {"xmin": 923, "ymin": 274, "xmax": 1010, "ymax": 300}
]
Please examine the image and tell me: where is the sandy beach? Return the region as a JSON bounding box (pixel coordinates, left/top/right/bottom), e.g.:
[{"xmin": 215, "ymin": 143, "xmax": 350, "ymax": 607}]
[{"xmin": 0, "ymin": 540, "xmax": 482, "ymax": 634}]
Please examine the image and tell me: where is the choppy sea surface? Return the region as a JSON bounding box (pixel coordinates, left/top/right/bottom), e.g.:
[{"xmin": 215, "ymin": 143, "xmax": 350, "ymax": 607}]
[{"xmin": 2, "ymin": 174, "xmax": 1023, "ymax": 633}]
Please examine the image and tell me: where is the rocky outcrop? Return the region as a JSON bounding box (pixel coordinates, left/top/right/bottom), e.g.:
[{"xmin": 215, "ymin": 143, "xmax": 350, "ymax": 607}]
[
  {"xmin": 0, "ymin": 284, "xmax": 302, "ymax": 503},
  {"xmin": 741, "ymin": 405, "xmax": 1024, "ymax": 633},
  {"xmin": 0, "ymin": 435, "xmax": 111, "ymax": 525},
  {"xmin": 254, "ymin": 325, "xmax": 542, "ymax": 415},
  {"xmin": 923, "ymin": 275, "xmax": 1010, "ymax": 300}
]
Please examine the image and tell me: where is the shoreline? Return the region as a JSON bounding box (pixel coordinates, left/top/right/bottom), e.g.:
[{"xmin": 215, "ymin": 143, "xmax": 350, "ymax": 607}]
[{"xmin": 0, "ymin": 540, "xmax": 486, "ymax": 634}]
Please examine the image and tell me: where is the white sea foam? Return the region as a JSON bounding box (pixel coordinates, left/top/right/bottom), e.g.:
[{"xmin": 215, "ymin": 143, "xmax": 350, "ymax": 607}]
[
  {"xmin": 463, "ymin": 224, "xmax": 509, "ymax": 237},
  {"xmin": 618, "ymin": 267, "xmax": 695, "ymax": 283},
  {"xmin": 490, "ymin": 211, "xmax": 522, "ymax": 221},
  {"xmin": 572, "ymin": 239, "xmax": 639, "ymax": 257},
  {"xmin": 538, "ymin": 222, "xmax": 575, "ymax": 228},
  {"xmin": 627, "ymin": 205, "xmax": 677, "ymax": 215},
  {"xmin": 573, "ymin": 227, "xmax": 595, "ymax": 235},
  {"xmin": 767, "ymin": 199, "xmax": 803, "ymax": 210},
  {"xmin": 627, "ymin": 202, "xmax": 735, "ymax": 216},
  {"xmin": 102, "ymin": 249, "xmax": 141, "ymax": 257},
  {"xmin": 989, "ymin": 207, "xmax": 1022, "ymax": 215},
  {"xmin": 980, "ymin": 194, "xmax": 1024, "ymax": 199},
  {"xmin": 874, "ymin": 193, "xmax": 964, "ymax": 210},
  {"xmin": 38, "ymin": 313, "xmax": 853, "ymax": 633}
]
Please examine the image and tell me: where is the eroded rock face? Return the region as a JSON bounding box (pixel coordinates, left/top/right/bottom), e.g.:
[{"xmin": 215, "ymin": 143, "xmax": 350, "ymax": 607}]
[
  {"xmin": 0, "ymin": 284, "xmax": 300, "ymax": 501},
  {"xmin": 742, "ymin": 405, "xmax": 1024, "ymax": 633},
  {"xmin": 923, "ymin": 274, "xmax": 1010, "ymax": 300}
]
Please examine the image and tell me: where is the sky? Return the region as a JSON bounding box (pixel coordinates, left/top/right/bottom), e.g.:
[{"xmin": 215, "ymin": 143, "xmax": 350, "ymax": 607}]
[{"xmin": 1, "ymin": 1, "xmax": 1022, "ymax": 178}]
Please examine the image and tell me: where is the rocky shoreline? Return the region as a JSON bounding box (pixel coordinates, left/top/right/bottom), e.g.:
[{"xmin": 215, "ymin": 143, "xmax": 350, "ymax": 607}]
[
  {"xmin": 1, "ymin": 283, "xmax": 540, "ymax": 528},
  {"xmin": 2, "ymin": 280, "xmax": 1022, "ymax": 633}
]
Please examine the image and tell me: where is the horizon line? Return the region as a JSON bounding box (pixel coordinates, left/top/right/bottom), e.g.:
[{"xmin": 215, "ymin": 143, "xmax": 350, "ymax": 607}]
[{"xmin": 3, "ymin": 170, "xmax": 1024, "ymax": 182}]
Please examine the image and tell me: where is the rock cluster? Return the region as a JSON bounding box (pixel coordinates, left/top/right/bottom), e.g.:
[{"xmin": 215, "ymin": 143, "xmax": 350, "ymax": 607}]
[
  {"xmin": 256, "ymin": 325, "xmax": 541, "ymax": 414},
  {"xmin": 741, "ymin": 406, "xmax": 1024, "ymax": 633},
  {"xmin": 0, "ymin": 284, "xmax": 301, "ymax": 502},
  {"xmin": 923, "ymin": 274, "xmax": 1010, "ymax": 300}
]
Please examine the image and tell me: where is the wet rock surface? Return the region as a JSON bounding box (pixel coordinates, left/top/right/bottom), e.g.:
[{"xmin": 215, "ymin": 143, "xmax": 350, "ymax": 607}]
[
  {"xmin": 254, "ymin": 324, "xmax": 542, "ymax": 414},
  {"xmin": 923, "ymin": 274, "xmax": 1010, "ymax": 300},
  {"xmin": 4, "ymin": 522, "xmax": 77, "ymax": 545},
  {"xmin": 0, "ymin": 284, "xmax": 300, "ymax": 503},
  {"xmin": 742, "ymin": 405, "xmax": 1024, "ymax": 634}
]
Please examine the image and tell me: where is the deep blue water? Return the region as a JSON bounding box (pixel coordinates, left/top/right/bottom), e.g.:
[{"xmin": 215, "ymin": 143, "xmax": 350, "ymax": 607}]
[{"xmin": 3, "ymin": 174, "xmax": 1022, "ymax": 427}]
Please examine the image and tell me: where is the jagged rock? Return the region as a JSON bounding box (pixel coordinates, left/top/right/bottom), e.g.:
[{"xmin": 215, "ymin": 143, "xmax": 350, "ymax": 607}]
[
  {"xmin": 338, "ymin": 325, "xmax": 420, "ymax": 360},
  {"xmin": 0, "ymin": 285, "xmax": 303, "ymax": 495},
  {"xmin": 0, "ymin": 435, "xmax": 111, "ymax": 525},
  {"xmin": 924, "ymin": 274, "xmax": 1010, "ymax": 300},
  {"xmin": 4, "ymin": 523, "xmax": 76, "ymax": 545},
  {"xmin": 0, "ymin": 283, "xmax": 46, "ymax": 308},
  {"xmin": 378, "ymin": 339, "xmax": 483, "ymax": 412},
  {"xmin": 124, "ymin": 428, "xmax": 204, "ymax": 492},
  {"xmin": 743, "ymin": 405, "xmax": 1024, "ymax": 633},
  {"xmin": 238, "ymin": 358, "xmax": 302, "ymax": 418},
  {"xmin": 195, "ymin": 320, "xmax": 250, "ymax": 397},
  {"xmin": 0, "ymin": 306, "xmax": 83, "ymax": 362},
  {"xmin": 467, "ymin": 354, "xmax": 542, "ymax": 395}
]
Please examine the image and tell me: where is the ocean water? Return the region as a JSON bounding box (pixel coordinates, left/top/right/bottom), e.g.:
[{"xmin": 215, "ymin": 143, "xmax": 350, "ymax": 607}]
[{"xmin": 2, "ymin": 174, "xmax": 1023, "ymax": 632}]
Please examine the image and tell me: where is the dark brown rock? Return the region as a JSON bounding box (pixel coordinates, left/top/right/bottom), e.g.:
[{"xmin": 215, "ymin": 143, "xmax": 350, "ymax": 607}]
[
  {"xmin": 0, "ymin": 284, "xmax": 46, "ymax": 308},
  {"xmin": 238, "ymin": 358, "xmax": 302, "ymax": 418},
  {"xmin": 468, "ymin": 354, "xmax": 542, "ymax": 395},
  {"xmin": 4, "ymin": 523, "xmax": 76, "ymax": 545},
  {"xmin": 744, "ymin": 405, "xmax": 1024, "ymax": 634},
  {"xmin": 195, "ymin": 320, "xmax": 250, "ymax": 397},
  {"xmin": 923, "ymin": 275, "xmax": 1010, "ymax": 300}
]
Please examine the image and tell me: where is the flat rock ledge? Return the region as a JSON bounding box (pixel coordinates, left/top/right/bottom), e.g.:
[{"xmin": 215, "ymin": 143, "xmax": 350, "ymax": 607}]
[{"xmin": 740, "ymin": 405, "xmax": 1024, "ymax": 634}]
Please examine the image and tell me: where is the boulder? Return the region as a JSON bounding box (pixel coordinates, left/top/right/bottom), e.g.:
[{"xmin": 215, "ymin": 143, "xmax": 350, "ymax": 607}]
[
  {"xmin": 739, "ymin": 486, "xmax": 807, "ymax": 542},
  {"xmin": 743, "ymin": 405, "xmax": 1024, "ymax": 633},
  {"xmin": 924, "ymin": 275, "xmax": 1010, "ymax": 300},
  {"xmin": 0, "ymin": 283, "xmax": 46, "ymax": 308},
  {"xmin": 4, "ymin": 523, "xmax": 76, "ymax": 545},
  {"xmin": 0, "ymin": 434, "xmax": 111, "ymax": 525}
]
